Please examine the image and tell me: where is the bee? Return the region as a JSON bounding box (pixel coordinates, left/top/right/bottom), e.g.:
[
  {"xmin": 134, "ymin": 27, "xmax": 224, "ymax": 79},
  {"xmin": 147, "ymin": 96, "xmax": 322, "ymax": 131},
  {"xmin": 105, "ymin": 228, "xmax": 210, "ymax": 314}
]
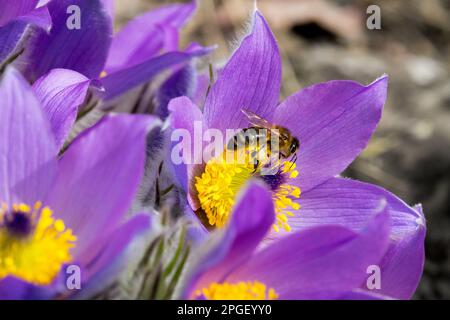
[{"xmin": 227, "ymin": 109, "xmax": 299, "ymax": 172}]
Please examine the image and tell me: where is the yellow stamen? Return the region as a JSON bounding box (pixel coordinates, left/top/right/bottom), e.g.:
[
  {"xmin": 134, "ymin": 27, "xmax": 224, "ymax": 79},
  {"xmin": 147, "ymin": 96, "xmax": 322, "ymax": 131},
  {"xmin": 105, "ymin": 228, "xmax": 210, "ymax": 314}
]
[
  {"xmin": 195, "ymin": 145, "xmax": 301, "ymax": 231},
  {"xmin": 0, "ymin": 202, "xmax": 76, "ymax": 285},
  {"xmin": 272, "ymin": 161, "xmax": 301, "ymax": 232},
  {"xmin": 195, "ymin": 149, "xmax": 255, "ymax": 228},
  {"xmin": 196, "ymin": 281, "xmax": 279, "ymax": 300}
]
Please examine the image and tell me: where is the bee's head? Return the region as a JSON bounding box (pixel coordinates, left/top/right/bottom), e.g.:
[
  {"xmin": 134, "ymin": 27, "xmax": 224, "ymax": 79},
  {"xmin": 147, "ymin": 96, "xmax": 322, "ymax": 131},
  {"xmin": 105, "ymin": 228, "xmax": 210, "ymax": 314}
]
[{"xmin": 290, "ymin": 137, "xmax": 299, "ymax": 154}]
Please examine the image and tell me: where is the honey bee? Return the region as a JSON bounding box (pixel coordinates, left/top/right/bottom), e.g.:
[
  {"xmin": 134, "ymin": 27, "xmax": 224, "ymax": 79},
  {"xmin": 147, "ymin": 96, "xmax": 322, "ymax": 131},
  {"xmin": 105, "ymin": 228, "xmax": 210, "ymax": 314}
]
[{"xmin": 227, "ymin": 109, "xmax": 299, "ymax": 172}]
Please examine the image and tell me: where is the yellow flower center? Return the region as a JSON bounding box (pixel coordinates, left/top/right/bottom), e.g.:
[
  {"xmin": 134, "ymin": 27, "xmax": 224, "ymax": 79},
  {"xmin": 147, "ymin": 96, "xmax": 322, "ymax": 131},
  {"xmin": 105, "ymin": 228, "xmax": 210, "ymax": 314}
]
[
  {"xmin": 196, "ymin": 281, "xmax": 279, "ymax": 300},
  {"xmin": 195, "ymin": 148, "xmax": 301, "ymax": 231},
  {"xmin": 271, "ymin": 162, "xmax": 301, "ymax": 232},
  {"xmin": 0, "ymin": 202, "xmax": 77, "ymax": 285},
  {"xmin": 195, "ymin": 149, "xmax": 255, "ymax": 227}
]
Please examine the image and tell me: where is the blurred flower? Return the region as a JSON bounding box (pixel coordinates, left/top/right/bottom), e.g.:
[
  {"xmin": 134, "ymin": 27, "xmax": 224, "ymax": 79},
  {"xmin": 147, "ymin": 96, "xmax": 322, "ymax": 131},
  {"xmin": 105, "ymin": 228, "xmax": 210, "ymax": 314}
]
[
  {"xmin": 31, "ymin": 68, "xmax": 91, "ymax": 150},
  {"xmin": 0, "ymin": 67, "xmax": 158, "ymax": 299},
  {"xmin": 0, "ymin": 0, "xmax": 51, "ymax": 65},
  {"xmin": 169, "ymin": 10, "xmax": 426, "ymax": 299},
  {"xmin": 182, "ymin": 182, "xmax": 392, "ymax": 300},
  {"xmin": 1, "ymin": 0, "xmax": 211, "ymax": 102}
]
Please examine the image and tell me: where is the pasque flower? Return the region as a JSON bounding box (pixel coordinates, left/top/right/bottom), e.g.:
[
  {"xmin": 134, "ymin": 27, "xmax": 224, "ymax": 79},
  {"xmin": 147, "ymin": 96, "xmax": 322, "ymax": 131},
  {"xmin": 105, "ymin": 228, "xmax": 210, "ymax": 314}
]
[
  {"xmin": 0, "ymin": 0, "xmax": 50, "ymax": 29},
  {"xmin": 182, "ymin": 182, "xmax": 392, "ymax": 300},
  {"xmin": 1, "ymin": 0, "xmax": 210, "ymax": 101},
  {"xmin": 0, "ymin": 0, "xmax": 51, "ymax": 65},
  {"xmin": 0, "ymin": 67, "xmax": 158, "ymax": 299},
  {"xmin": 169, "ymin": 10, "xmax": 426, "ymax": 299}
]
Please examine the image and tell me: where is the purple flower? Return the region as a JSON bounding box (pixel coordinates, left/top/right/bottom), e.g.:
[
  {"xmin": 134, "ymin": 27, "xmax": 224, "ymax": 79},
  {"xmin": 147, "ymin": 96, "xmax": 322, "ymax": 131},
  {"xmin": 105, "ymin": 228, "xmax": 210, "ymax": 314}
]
[
  {"xmin": 0, "ymin": 67, "xmax": 158, "ymax": 299},
  {"xmin": 0, "ymin": 0, "xmax": 51, "ymax": 30},
  {"xmin": 32, "ymin": 68, "xmax": 92, "ymax": 149},
  {"xmin": 3, "ymin": 0, "xmax": 210, "ymax": 101},
  {"xmin": 0, "ymin": 0, "xmax": 51, "ymax": 64},
  {"xmin": 182, "ymin": 182, "xmax": 392, "ymax": 300},
  {"xmin": 169, "ymin": 10, "xmax": 426, "ymax": 299}
]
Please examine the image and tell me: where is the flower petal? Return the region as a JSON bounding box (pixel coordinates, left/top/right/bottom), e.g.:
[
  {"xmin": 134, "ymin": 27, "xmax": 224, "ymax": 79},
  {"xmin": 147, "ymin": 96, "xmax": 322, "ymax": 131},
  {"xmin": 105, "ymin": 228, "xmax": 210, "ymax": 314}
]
[
  {"xmin": 0, "ymin": 21, "xmax": 28, "ymax": 65},
  {"xmin": 156, "ymin": 63, "xmax": 197, "ymax": 120},
  {"xmin": 339, "ymin": 289, "xmax": 393, "ymax": 300},
  {"xmin": 377, "ymin": 211, "xmax": 425, "ymax": 299},
  {"xmin": 101, "ymin": 0, "xmax": 114, "ymax": 23},
  {"xmin": 192, "ymin": 73, "xmax": 210, "ymax": 106},
  {"xmin": 32, "ymin": 68, "xmax": 90, "ymax": 149},
  {"xmin": 0, "ymin": 67, "xmax": 57, "ymax": 205},
  {"xmin": 23, "ymin": 0, "xmax": 112, "ymax": 81},
  {"xmin": 293, "ymin": 177, "xmax": 423, "ymax": 234},
  {"xmin": 0, "ymin": 0, "xmax": 39, "ymax": 27},
  {"xmin": 76, "ymin": 214, "xmax": 151, "ymax": 298},
  {"xmin": 105, "ymin": 1, "xmax": 195, "ymax": 72},
  {"xmin": 168, "ymin": 96, "xmax": 204, "ymax": 193},
  {"xmin": 283, "ymin": 177, "xmax": 425, "ymax": 299},
  {"xmin": 46, "ymin": 114, "xmax": 159, "ymax": 257},
  {"xmin": 0, "ymin": 6, "xmax": 51, "ymax": 65},
  {"xmin": 184, "ymin": 181, "xmax": 274, "ymax": 299},
  {"xmin": 100, "ymin": 47, "xmax": 211, "ymax": 101},
  {"xmin": 14, "ymin": 5, "xmax": 51, "ymax": 31},
  {"xmin": 227, "ymin": 207, "xmax": 390, "ymax": 299},
  {"xmin": 0, "ymin": 276, "xmax": 56, "ymax": 300},
  {"xmin": 203, "ymin": 11, "xmax": 281, "ymax": 132},
  {"xmin": 184, "ymin": 205, "xmax": 209, "ymax": 244},
  {"xmin": 274, "ymin": 76, "xmax": 388, "ymax": 192}
]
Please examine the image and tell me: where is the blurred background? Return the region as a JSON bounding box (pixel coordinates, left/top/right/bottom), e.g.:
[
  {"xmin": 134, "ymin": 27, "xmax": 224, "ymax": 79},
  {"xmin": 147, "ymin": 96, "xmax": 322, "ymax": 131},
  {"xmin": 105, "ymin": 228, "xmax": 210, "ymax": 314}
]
[{"xmin": 114, "ymin": 0, "xmax": 450, "ymax": 299}]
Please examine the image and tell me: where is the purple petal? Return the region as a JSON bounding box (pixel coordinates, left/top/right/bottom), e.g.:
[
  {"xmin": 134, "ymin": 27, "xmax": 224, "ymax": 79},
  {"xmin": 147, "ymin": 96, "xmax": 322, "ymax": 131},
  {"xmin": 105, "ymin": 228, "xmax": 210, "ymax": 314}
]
[
  {"xmin": 0, "ymin": 21, "xmax": 28, "ymax": 64},
  {"xmin": 71, "ymin": 214, "xmax": 150, "ymax": 299},
  {"xmin": 159, "ymin": 24, "xmax": 179, "ymax": 53},
  {"xmin": 0, "ymin": 7, "xmax": 51, "ymax": 65},
  {"xmin": 376, "ymin": 218, "xmax": 425, "ymax": 299},
  {"xmin": 274, "ymin": 76, "xmax": 388, "ymax": 192},
  {"xmin": 46, "ymin": 114, "xmax": 159, "ymax": 258},
  {"xmin": 0, "ymin": 277, "xmax": 31, "ymax": 299},
  {"xmin": 32, "ymin": 68, "xmax": 90, "ymax": 149},
  {"xmin": 156, "ymin": 63, "xmax": 197, "ymax": 120},
  {"xmin": 282, "ymin": 177, "xmax": 425, "ymax": 299},
  {"xmin": 23, "ymin": 0, "xmax": 112, "ymax": 81},
  {"xmin": 105, "ymin": 1, "xmax": 195, "ymax": 72},
  {"xmin": 292, "ymin": 177, "xmax": 423, "ymax": 234},
  {"xmin": 203, "ymin": 11, "xmax": 281, "ymax": 132},
  {"xmin": 227, "ymin": 207, "xmax": 390, "ymax": 299},
  {"xmin": 80, "ymin": 214, "xmax": 150, "ymax": 284},
  {"xmin": 15, "ymin": 5, "xmax": 51, "ymax": 31},
  {"xmin": 100, "ymin": 47, "xmax": 212, "ymax": 101},
  {"xmin": 339, "ymin": 289, "xmax": 393, "ymax": 300},
  {"xmin": 0, "ymin": 0, "xmax": 39, "ymax": 27},
  {"xmin": 220, "ymin": 182, "xmax": 275, "ymax": 272},
  {"xmin": 185, "ymin": 182, "xmax": 274, "ymax": 298},
  {"xmin": 101, "ymin": 0, "xmax": 114, "ymax": 23},
  {"xmin": 192, "ymin": 73, "xmax": 210, "ymax": 106},
  {"xmin": 0, "ymin": 67, "xmax": 57, "ymax": 205},
  {"xmin": 0, "ymin": 276, "xmax": 56, "ymax": 300},
  {"xmin": 168, "ymin": 96, "xmax": 204, "ymax": 196},
  {"xmin": 184, "ymin": 205, "xmax": 209, "ymax": 244}
]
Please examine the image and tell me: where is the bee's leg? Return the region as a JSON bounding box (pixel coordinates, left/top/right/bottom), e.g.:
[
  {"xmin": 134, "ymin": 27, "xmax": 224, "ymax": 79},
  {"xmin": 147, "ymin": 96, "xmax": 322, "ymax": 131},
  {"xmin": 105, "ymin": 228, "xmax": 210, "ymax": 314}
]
[
  {"xmin": 252, "ymin": 159, "xmax": 260, "ymax": 173},
  {"xmin": 289, "ymin": 154, "xmax": 298, "ymax": 170}
]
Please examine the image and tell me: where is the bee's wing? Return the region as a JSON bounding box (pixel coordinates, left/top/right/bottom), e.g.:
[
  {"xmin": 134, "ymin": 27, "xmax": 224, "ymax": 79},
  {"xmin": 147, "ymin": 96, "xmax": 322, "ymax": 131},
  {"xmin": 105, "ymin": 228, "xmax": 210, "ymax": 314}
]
[{"xmin": 241, "ymin": 109, "xmax": 273, "ymax": 129}]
